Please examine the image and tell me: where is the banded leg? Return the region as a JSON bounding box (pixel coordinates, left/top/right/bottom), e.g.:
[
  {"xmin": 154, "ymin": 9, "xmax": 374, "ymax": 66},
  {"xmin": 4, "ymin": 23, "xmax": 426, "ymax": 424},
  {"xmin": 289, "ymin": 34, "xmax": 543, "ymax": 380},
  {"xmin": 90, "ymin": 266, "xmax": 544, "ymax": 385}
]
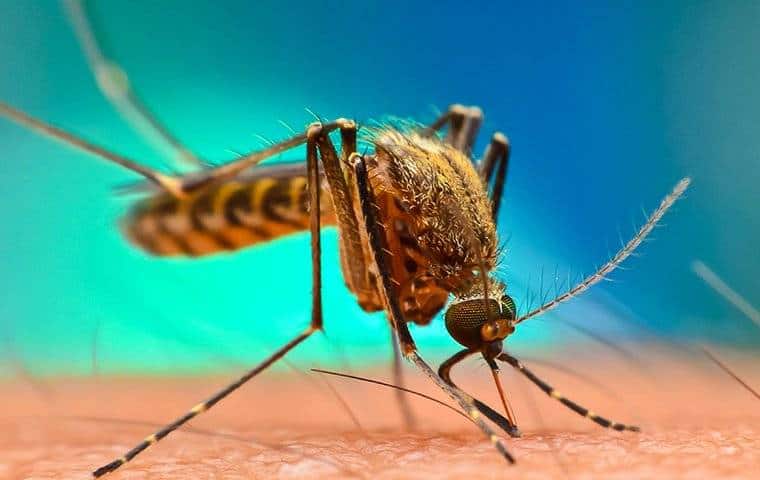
[
  {"xmin": 498, "ymin": 352, "xmax": 640, "ymax": 432},
  {"xmin": 314, "ymin": 120, "xmax": 418, "ymax": 427},
  {"xmin": 439, "ymin": 349, "xmax": 521, "ymax": 438},
  {"xmin": 92, "ymin": 123, "xmax": 331, "ymax": 477},
  {"xmin": 349, "ymin": 153, "xmax": 516, "ymax": 464},
  {"xmin": 479, "ymin": 132, "xmax": 510, "ymax": 223},
  {"xmin": 422, "ymin": 104, "xmax": 483, "ymax": 154},
  {"xmin": 64, "ymin": 0, "xmax": 202, "ymax": 170}
]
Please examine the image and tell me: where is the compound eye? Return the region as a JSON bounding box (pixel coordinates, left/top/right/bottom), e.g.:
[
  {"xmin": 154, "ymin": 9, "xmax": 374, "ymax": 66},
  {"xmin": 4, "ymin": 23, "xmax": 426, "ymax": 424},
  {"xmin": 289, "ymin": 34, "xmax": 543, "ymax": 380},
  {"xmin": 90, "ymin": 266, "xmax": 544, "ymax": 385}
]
[
  {"xmin": 444, "ymin": 299, "xmax": 500, "ymax": 350},
  {"xmin": 500, "ymin": 294, "xmax": 516, "ymax": 319}
]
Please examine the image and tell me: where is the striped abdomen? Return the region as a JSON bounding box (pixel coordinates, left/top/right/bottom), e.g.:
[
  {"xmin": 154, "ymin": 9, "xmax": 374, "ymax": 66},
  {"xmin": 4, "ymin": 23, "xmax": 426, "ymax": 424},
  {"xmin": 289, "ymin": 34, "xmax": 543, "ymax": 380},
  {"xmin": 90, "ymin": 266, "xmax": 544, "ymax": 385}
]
[{"xmin": 123, "ymin": 169, "xmax": 335, "ymax": 257}]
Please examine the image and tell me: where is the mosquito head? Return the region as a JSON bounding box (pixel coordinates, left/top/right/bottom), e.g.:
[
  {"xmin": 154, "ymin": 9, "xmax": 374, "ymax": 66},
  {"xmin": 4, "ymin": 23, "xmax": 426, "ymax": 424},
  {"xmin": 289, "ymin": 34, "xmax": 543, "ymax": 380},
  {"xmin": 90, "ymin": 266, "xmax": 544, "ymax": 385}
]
[{"xmin": 444, "ymin": 283, "xmax": 516, "ymax": 357}]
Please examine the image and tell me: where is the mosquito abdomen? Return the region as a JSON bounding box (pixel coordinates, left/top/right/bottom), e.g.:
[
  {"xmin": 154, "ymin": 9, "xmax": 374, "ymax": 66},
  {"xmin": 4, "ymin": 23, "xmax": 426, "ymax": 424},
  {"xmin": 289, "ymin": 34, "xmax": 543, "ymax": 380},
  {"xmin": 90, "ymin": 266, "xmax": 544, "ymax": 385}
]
[{"xmin": 122, "ymin": 174, "xmax": 335, "ymax": 256}]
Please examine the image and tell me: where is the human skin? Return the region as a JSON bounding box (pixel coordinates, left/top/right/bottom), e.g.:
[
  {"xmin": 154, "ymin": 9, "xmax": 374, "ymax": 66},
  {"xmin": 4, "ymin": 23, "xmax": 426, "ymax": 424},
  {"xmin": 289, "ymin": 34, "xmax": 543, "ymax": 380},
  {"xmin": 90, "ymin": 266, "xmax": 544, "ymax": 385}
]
[{"xmin": 2, "ymin": 348, "xmax": 759, "ymax": 479}]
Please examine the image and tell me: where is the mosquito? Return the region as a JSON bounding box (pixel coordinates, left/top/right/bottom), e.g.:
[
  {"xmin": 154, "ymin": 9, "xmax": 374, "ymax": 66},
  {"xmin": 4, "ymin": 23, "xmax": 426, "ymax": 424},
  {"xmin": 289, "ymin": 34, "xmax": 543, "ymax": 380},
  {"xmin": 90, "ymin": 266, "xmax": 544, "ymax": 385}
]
[{"xmin": 0, "ymin": 1, "xmax": 690, "ymax": 476}]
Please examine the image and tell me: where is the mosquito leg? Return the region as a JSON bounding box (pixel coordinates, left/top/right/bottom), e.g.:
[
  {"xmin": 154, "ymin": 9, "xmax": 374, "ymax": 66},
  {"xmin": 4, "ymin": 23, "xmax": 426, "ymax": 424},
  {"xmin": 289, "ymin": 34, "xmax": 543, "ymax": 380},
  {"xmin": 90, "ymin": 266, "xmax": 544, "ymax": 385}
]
[
  {"xmin": 420, "ymin": 105, "xmax": 460, "ymax": 136},
  {"xmin": 92, "ymin": 125, "xmax": 330, "ymax": 478},
  {"xmin": 390, "ymin": 328, "xmax": 418, "ymax": 429},
  {"xmin": 498, "ymin": 352, "xmax": 640, "ymax": 432},
  {"xmin": 63, "ymin": 0, "xmax": 202, "ymax": 170},
  {"xmin": 439, "ymin": 349, "xmax": 521, "ymax": 438},
  {"xmin": 314, "ymin": 120, "xmax": 363, "ymax": 277},
  {"xmin": 315, "ymin": 119, "xmax": 422, "ymax": 433},
  {"xmin": 306, "ymin": 124, "xmax": 325, "ymax": 330},
  {"xmin": 319, "ymin": 119, "xmax": 418, "ymax": 427},
  {"xmin": 314, "ymin": 119, "xmax": 420, "ymax": 433},
  {"xmin": 181, "ymin": 121, "xmax": 346, "ymax": 193},
  {"xmin": 92, "ymin": 328, "xmax": 317, "ymax": 477},
  {"xmin": 313, "ymin": 119, "xmax": 380, "ymax": 315},
  {"xmin": 0, "ymin": 101, "xmax": 185, "ymax": 195},
  {"xmin": 421, "ymin": 104, "xmax": 483, "ymax": 154},
  {"xmin": 339, "ymin": 119, "xmax": 357, "ymax": 163},
  {"xmin": 408, "ymin": 351, "xmax": 516, "ymax": 462},
  {"xmin": 349, "ymin": 153, "xmax": 516, "ymax": 464},
  {"xmin": 479, "ymin": 132, "xmax": 510, "ymax": 223},
  {"xmin": 312, "ymin": 119, "xmax": 421, "ymax": 432},
  {"xmin": 479, "ymin": 133, "xmax": 508, "ymax": 183},
  {"xmin": 158, "ymin": 120, "xmax": 343, "ymax": 195},
  {"xmin": 0, "ymin": 101, "xmax": 343, "ymax": 199},
  {"xmin": 701, "ymin": 346, "xmax": 760, "ymax": 401},
  {"xmin": 452, "ymin": 106, "xmax": 483, "ymax": 154}
]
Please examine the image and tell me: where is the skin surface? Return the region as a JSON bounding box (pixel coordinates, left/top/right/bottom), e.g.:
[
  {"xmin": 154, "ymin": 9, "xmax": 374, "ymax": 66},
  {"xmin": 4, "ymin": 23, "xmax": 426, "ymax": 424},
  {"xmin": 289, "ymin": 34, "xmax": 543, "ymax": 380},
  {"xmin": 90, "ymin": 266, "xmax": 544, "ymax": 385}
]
[{"xmin": 2, "ymin": 348, "xmax": 759, "ymax": 479}]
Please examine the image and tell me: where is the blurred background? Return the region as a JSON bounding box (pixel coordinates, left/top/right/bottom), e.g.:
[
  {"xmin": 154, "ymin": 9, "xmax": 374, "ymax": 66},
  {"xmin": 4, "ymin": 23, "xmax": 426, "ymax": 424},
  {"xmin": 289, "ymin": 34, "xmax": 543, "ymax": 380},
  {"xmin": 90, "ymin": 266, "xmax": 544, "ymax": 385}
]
[{"xmin": 0, "ymin": 1, "xmax": 757, "ymax": 377}]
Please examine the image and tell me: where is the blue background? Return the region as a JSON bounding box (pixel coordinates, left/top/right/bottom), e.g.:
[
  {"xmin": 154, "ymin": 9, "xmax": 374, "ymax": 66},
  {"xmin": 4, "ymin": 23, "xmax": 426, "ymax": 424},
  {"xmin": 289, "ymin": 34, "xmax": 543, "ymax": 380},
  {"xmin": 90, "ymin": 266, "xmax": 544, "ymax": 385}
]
[{"xmin": 0, "ymin": 1, "xmax": 758, "ymax": 376}]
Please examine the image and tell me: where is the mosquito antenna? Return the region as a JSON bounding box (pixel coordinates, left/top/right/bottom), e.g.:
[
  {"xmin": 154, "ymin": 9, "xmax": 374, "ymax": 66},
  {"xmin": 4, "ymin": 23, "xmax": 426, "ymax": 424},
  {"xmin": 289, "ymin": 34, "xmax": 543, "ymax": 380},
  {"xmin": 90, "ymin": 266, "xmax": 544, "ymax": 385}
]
[
  {"xmin": 517, "ymin": 178, "xmax": 690, "ymax": 324},
  {"xmin": 311, "ymin": 368, "xmax": 470, "ymax": 422},
  {"xmin": 701, "ymin": 346, "xmax": 760, "ymax": 401},
  {"xmin": 0, "ymin": 101, "xmax": 184, "ymax": 196}
]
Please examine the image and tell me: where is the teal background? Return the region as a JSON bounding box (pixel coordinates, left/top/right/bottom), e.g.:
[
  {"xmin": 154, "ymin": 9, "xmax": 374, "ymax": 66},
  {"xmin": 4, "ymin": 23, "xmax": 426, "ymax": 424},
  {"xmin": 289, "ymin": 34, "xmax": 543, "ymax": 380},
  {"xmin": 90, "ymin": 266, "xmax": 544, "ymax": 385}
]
[{"xmin": 0, "ymin": 1, "xmax": 758, "ymax": 376}]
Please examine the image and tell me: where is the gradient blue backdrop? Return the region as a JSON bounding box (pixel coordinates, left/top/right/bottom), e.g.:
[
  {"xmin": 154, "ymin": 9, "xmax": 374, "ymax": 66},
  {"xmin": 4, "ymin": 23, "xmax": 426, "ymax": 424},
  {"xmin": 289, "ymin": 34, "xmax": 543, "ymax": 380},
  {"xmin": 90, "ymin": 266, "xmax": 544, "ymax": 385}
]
[{"xmin": 0, "ymin": 1, "xmax": 758, "ymax": 376}]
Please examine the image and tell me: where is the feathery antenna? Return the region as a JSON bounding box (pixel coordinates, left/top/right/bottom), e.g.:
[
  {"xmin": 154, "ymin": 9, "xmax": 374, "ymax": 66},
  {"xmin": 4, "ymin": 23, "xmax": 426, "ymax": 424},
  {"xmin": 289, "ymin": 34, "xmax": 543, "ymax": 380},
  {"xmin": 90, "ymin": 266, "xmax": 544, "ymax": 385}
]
[{"xmin": 517, "ymin": 178, "xmax": 691, "ymax": 324}]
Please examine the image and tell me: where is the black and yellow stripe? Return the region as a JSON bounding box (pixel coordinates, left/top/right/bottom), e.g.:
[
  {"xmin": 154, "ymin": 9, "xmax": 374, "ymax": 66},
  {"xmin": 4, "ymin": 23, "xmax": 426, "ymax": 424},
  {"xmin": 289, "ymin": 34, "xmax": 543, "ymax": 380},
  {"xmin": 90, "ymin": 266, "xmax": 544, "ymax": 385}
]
[
  {"xmin": 93, "ymin": 326, "xmax": 317, "ymax": 477},
  {"xmin": 92, "ymin": 401, "xmax": 211, "ymax": 477},
  {"xmin": 498, "ymin": 352, "xmax": 640, "ymax": 432},
  {"xmin": 122, "ymin": 171, "xmax": 334, "ymax": 257}
]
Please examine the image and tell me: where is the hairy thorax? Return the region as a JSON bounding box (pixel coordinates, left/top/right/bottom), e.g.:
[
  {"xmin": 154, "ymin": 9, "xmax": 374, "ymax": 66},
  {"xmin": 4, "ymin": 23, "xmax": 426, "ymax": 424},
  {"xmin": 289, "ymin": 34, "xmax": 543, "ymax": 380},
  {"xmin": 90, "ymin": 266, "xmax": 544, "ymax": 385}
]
[{"xmin": 353, "ymin": 128, "xmax": 499, "ymax": 324}]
